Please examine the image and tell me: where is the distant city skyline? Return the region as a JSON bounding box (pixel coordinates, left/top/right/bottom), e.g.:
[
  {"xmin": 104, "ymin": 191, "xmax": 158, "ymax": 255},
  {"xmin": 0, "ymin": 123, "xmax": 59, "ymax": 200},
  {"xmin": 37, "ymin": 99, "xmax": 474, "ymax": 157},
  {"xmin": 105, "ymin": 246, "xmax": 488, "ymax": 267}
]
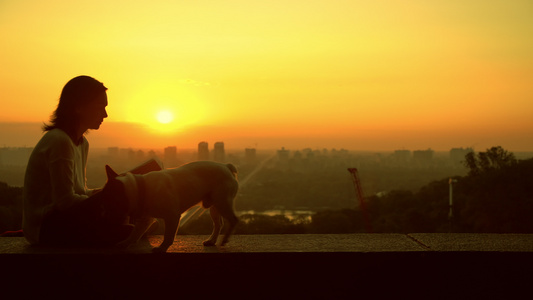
[
  {"xmin": 1, "ymin": 121, "xmax": 531, "ymax": 153},
  {"xmin": 0, "ymin": 140, "xmax": 479, "ymax": 189}
]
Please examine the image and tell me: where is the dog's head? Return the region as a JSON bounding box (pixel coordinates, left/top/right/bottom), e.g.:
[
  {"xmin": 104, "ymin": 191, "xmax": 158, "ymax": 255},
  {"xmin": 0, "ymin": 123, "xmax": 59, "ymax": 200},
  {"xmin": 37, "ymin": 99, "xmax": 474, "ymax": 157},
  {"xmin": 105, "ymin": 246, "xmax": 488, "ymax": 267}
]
[{"xmin": 100, "ymin": 165, "xmax": 130, "ymax": 225}]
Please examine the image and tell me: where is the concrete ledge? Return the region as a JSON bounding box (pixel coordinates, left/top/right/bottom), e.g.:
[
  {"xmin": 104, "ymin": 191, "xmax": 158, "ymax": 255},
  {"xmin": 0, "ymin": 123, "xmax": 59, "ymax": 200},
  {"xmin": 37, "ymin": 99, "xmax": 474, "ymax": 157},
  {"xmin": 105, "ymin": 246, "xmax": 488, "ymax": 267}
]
[
  {"xmin": 4, "ymin": 233, "xmax": 533, "ymax": 254},
  {"xmin": 2, "ymin": 234, "xmax": 532, "ymax": 299}
]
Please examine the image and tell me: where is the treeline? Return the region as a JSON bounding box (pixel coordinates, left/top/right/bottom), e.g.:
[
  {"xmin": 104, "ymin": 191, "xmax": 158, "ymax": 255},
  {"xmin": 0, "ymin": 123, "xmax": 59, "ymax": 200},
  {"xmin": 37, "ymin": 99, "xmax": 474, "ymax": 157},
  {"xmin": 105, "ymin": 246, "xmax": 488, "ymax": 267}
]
[
  {"xmin": 358, "ymin": 147, "xmax": 531, "ymax": 233},
  {"xmin": 366, "ymin": 147, "xmax": 532, "ymax": 233}
]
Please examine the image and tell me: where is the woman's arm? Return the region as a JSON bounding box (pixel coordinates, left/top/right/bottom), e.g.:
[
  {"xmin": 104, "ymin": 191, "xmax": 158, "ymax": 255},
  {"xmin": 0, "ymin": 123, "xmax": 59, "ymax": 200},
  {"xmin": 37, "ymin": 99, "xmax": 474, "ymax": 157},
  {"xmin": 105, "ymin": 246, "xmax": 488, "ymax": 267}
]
[{"xmin": 47, "ymin": 134, "xmax": 88, "ymax": 210}]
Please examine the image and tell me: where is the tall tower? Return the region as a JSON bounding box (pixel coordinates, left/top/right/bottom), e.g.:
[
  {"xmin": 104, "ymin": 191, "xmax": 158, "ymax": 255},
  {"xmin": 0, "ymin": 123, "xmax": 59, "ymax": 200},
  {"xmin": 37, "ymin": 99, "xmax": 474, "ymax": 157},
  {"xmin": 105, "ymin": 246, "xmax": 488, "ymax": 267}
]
[
  {"xmin": 277, "ymin": 147, "xmax": 290, "ymax": 162},
  {"xmin": 164, "ymin": 146, "xmax": 178, "ymax": 167},
  {"xmin": 213, "ymin": 142, "xmax": 225, "ymax": 162},
  {"xmin": 198, "ymin": 141, "xmax": 209, "ymax": 161}
]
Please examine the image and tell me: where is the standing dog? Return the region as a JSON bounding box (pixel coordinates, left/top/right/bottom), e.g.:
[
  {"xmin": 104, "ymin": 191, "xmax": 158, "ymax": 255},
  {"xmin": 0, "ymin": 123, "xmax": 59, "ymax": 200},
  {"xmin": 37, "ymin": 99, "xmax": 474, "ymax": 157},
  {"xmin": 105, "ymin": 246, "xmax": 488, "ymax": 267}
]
[{"xmin": 101, "ymin": 161, "xmax": 239, "ymax": 253}]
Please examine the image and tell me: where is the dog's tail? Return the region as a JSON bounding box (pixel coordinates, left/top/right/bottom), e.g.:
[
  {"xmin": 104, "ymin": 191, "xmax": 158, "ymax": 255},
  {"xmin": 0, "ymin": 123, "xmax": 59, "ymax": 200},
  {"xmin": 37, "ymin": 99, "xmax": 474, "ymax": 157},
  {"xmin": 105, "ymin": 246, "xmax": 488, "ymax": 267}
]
[{"xmin": 226, "ymin": 163, "xmax": 238, "ymax": 180}]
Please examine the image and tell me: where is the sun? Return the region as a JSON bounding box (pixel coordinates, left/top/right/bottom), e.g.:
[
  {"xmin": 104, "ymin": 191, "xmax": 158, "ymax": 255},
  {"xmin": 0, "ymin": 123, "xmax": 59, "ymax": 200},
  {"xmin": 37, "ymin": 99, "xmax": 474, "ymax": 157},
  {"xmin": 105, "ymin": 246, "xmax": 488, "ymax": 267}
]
[
  {"xmin": 148, "ymin": 108, "xmax": 183, "ymax": 135},
  {"xmin": 122, "ymin": 81, "xmax": 212, "ymax": 135},
  {"xmin": 156, "ymin": 110, "xmax": 174, "ymax": 124}
]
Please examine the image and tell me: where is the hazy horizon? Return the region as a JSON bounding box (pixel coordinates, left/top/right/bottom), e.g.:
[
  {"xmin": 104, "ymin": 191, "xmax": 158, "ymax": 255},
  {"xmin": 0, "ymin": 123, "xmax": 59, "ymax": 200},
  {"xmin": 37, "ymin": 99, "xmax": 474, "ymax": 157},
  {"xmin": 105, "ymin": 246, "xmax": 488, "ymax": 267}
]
[{"xmin": 1, "ymin": 121, "xmax": 532, "ymax": 153}]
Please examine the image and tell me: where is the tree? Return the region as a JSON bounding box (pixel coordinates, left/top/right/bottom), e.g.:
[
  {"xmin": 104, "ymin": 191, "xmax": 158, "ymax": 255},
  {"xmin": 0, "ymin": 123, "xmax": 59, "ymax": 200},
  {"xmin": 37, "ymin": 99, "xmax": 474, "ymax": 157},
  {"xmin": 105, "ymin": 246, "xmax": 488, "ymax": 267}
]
[
  {"xmin": 0, "ymin": 182, "xmax": 23, "ymax": 233},
  {"xmin": 464, "ymin": 146, "xmax": 517, "ymax": 176},
  {"xmin": 457, "ymin": 156, "xmax": 533, "ymax": 233}
]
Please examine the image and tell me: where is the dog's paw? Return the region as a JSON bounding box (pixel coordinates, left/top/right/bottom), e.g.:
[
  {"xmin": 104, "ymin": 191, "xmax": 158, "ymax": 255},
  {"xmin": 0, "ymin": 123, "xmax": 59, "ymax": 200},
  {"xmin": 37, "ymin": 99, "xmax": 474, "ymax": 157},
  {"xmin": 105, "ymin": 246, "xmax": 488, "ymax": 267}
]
[
  {"xmin": 152, "ymin": 246, "xmax": 168, "ymax": 253},
  {"xmin": 203, "ymin": 240, "xmax": 216, "ymax": 247}
]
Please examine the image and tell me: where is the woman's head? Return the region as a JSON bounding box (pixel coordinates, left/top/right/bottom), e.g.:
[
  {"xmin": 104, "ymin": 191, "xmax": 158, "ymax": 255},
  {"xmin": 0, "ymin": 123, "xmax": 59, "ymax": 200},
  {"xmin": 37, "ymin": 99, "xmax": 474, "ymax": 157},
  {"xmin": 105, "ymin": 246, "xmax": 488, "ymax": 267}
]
[{"xmin": 44, "ymin": 75, "xmax": 108, "ymax": 135}]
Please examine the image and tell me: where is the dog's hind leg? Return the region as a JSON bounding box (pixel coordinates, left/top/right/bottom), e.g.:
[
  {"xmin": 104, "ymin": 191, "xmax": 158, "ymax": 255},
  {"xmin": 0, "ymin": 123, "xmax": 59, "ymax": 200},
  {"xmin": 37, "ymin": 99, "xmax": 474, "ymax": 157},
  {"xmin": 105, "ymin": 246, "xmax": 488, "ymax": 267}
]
[
  {"xmin": 153, "ymin": 215, "xmax": 180, "ymax": 253},
  {"xmin": 214, "ymin": 201, "xmax": 239, "ymax": 246},
  {"xmin": 221, "ymin": 213, "xmax": 238, "ymax": 246},
  {"xmin": 203, "ymin": 207, "xmax": 222, "ymax": 247}
]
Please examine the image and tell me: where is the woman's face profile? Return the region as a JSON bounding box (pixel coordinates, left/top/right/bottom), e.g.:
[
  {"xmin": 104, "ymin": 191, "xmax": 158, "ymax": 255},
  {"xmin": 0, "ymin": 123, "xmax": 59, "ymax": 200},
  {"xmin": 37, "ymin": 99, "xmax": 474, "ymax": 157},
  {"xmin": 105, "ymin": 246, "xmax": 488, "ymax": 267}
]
[{"xmin": 78, "ymin": 92, "xmax": 108, "ymax": 130}]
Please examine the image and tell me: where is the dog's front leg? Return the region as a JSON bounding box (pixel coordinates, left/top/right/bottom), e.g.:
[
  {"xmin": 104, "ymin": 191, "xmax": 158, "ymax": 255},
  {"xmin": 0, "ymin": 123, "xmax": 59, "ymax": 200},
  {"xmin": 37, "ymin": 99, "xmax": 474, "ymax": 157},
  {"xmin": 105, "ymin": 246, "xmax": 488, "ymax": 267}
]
[
  {"xmin": 153, "ymin": 215, "xmax": 180, "ymax": 253},
  {"xmin": 132, "ymin": 217, "xmax": 156, "ymax": 242},
  {"xmin": 116, "ymin": 217, "xmax": 155, "ymax": 248}
]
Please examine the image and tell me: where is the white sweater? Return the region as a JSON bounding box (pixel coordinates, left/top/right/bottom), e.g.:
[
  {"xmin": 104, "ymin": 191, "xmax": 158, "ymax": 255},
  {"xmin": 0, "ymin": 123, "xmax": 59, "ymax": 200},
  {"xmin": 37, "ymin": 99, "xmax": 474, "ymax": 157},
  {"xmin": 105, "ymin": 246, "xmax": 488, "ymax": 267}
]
[{"xmin": 22, "ymin": 128, "xmax": 92, "ymax": 245}]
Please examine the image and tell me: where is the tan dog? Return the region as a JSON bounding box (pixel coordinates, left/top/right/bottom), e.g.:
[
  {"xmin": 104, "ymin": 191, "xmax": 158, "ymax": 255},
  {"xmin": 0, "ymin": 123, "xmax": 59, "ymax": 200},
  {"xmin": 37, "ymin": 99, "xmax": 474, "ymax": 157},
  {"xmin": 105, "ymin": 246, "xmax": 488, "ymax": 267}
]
[{"xmin": 101, "ymin": 161, "xmax": 239, "ymax": 253}]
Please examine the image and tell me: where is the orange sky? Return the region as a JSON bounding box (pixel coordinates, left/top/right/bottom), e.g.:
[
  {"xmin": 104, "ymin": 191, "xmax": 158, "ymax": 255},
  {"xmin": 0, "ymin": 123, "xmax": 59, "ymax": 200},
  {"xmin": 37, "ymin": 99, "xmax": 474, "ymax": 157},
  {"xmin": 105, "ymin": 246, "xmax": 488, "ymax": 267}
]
[{"xmin": 1, "ymin": 1, "xmax": 532, "ymax": 151}]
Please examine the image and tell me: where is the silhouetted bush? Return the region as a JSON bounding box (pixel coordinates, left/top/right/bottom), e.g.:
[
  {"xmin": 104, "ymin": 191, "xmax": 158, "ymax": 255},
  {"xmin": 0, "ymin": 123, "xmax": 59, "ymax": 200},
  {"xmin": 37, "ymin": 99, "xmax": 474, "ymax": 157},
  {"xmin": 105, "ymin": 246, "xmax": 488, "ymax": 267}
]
[{"xmin": 0, "ymin": 182, "xmax": 23, "ymax": 233}]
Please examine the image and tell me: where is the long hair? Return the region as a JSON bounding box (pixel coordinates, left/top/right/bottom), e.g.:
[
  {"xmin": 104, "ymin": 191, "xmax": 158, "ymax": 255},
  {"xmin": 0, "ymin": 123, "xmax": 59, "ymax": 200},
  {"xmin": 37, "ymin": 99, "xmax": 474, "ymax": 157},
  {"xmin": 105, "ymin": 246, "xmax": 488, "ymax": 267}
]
[{"xmin": 43, "ymin": 75, "xmax": 108, "ymax": 136}]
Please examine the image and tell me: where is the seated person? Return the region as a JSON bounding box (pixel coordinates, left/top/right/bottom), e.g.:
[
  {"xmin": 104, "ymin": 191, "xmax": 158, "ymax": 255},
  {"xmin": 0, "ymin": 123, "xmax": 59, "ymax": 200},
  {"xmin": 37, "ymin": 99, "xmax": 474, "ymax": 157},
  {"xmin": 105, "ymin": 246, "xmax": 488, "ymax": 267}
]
[{"xmin": 23, "ymin": 75, "xmax": 131, "ymax": 246}]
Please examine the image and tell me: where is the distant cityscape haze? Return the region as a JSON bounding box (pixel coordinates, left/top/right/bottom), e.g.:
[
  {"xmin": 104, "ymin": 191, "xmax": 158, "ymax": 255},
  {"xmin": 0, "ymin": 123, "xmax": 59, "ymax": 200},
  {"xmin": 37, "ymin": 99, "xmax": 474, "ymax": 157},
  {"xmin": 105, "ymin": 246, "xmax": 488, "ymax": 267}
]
[
  {"xmin": 1, "ymin": 121, "xmax": 532, "ymax": 153},
  {"xmin": 2, "ymin": 140, "xmax": 532, "ymax": 190}
]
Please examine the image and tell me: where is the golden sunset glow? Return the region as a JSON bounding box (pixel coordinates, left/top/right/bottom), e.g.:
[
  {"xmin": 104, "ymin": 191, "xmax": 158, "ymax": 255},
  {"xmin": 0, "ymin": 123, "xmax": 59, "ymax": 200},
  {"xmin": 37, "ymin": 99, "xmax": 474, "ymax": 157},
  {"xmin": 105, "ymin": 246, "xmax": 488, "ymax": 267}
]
[
  {"xmin": 156, "ymin": 110, "xmax": 174, "ymax": 125},
  {"xmin": 1, "ymin": 1, "xmax": 532, "ymax": 151}
]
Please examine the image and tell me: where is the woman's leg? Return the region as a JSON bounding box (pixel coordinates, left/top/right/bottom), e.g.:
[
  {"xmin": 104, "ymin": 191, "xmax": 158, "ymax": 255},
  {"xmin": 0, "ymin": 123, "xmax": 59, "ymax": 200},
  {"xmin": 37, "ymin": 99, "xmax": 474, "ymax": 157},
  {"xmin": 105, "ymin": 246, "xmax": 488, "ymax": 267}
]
[{"xmin": 39, "ymin": 195, "xmax": 132, "ymax": 247}]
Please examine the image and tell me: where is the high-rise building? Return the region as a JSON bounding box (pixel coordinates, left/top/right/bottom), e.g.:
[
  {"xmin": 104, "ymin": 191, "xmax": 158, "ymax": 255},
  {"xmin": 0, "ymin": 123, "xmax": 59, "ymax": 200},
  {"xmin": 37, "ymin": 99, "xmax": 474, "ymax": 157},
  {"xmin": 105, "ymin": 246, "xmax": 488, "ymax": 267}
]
[
  {"xmin": 213, "ymin": 142, "xmax": 225, "ymax": 162},
  {"xmin": 413, "ymin": 149, "xmax": 434, "ymax": 164},
  {"xmin": 450, "ymin": 147, "xmax": 473, "ymax": 165},
  {"xmin": 198, "ymin": 141, "xmax": 209, "ymax": 160},
  {"xmin": 164, "ymin": 146, "xmax": 178, "ymax": 166},
  {"xmin": 277, "ymin": 147, "xmax": 290, "ymax": 161},
  {"xmin": 393, "ymin": 149, "xmax": 411, "ymax": 163}
]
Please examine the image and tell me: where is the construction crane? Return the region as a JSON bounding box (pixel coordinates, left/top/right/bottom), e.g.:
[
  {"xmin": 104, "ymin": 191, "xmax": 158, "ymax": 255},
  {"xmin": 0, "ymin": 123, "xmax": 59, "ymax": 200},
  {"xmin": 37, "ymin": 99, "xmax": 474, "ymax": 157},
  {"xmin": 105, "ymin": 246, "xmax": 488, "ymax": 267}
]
[{"xmin": 347, "ymin": 168, "xmax": 373, "ymax": 233}]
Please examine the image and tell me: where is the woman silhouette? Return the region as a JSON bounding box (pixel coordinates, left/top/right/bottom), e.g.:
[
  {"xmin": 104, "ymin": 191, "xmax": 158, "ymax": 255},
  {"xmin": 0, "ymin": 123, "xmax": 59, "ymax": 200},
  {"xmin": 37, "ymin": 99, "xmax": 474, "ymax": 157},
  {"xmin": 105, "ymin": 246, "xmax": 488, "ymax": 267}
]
[{"xmin": 23, "ymin": 75, "xmax": 131, "ymax": 246}]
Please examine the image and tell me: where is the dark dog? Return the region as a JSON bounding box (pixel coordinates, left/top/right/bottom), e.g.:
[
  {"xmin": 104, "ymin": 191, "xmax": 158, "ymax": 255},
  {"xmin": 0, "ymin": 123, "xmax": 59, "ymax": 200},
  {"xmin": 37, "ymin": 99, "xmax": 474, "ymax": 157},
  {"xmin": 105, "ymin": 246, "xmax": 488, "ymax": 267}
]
[{"xmin": 101, "ymin": 161, "xmax": 239, "ymax": 253}]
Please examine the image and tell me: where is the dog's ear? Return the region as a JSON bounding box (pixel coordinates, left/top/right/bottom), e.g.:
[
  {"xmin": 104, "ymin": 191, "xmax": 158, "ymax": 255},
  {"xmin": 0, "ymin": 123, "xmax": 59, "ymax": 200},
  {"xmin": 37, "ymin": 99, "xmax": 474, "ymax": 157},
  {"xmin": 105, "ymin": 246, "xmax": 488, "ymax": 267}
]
[{"xmin": 105, "ymin": 165, "xmax": 119, "ymax": 179}]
